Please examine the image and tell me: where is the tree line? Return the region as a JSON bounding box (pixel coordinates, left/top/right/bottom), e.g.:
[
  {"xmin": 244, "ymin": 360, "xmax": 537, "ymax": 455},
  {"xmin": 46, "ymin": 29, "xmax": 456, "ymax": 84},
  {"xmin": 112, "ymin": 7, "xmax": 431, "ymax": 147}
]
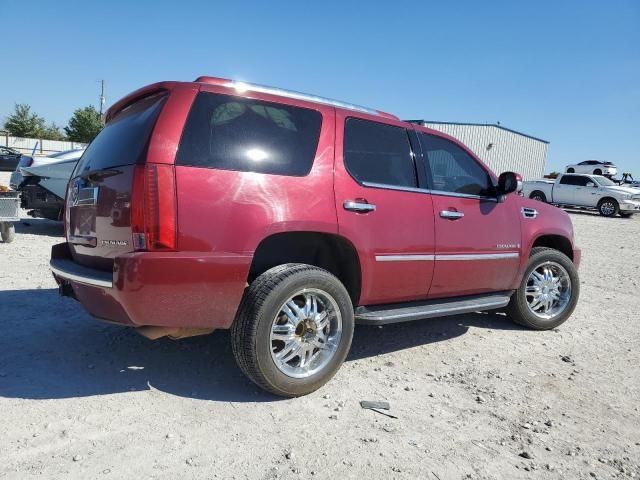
[{"xmin": 3, "ymin": 103, "xmax": 103, "ymax": 143}]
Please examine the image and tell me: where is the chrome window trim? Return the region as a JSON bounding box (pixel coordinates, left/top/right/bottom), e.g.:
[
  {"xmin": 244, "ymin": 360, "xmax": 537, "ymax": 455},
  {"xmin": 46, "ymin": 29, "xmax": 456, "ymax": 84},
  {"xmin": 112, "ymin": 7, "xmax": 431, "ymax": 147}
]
[
  {"xmin": 430, "ymin": 189, "xmax": 499, "ymax": 202},
  {"xmin": 362, "ymin": 181, "xmax": 430, "ymax": 194},
  {"xmin": 360, "ymin": 182, "xmax": 500, "ymax": 202}
]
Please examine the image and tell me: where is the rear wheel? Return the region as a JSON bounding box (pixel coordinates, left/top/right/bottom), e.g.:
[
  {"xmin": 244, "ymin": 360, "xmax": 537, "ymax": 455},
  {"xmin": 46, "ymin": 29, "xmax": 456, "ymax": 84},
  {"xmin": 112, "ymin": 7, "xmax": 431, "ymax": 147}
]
[
  {"xmin": 598, "ymin": 198, "xmax": 619, "ymax": 217},
  {"xmin": 566, "ymin": 168, "xmax": 575, "ymax": 173},
  {"xmin": 231, "ymin": 264, "xmax": 354, "ymax": 397},
  {"xmin": 507, "ymin": 247, "xmax": 579, "ymax": 330},
  {"xmin": 530, "ymin": 191, "xmax": 547, "ymax": 203},
  {"xmin": 0, "ymin": 222, "xmax": 16, "ymax": 243}
]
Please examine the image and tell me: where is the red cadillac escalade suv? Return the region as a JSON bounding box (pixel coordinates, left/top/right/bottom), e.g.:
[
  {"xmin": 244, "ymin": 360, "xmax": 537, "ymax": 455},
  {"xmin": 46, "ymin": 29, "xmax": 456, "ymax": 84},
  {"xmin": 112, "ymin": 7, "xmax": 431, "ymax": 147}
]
[{"xmin": 51, "ymin": 77, "xmax": 581, "ymax": 397}]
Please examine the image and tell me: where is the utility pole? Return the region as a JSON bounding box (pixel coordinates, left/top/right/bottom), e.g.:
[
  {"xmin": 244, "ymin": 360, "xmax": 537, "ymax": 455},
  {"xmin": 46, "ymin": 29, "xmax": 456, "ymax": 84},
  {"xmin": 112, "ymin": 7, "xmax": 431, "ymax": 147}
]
[{"xmin": 98, "ymin": 80, "xmax": 106, "ymax": 122}]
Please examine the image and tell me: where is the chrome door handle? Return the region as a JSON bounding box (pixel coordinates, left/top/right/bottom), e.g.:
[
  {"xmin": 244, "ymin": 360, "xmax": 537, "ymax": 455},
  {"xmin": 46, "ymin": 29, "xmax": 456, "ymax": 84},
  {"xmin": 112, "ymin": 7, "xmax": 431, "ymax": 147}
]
[
  {"xmin": 343, "ymin": 200, "xmax": 376, "ymax": 213},
  {"xmin": 440, "ymin": 210, "xmax": 464, "ymax": 220}
]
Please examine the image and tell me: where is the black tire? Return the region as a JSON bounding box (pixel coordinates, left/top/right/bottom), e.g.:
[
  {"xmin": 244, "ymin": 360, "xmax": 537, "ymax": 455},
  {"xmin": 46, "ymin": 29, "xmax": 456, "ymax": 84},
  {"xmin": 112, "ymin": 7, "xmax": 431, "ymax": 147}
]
[
  {"xmin": 0, "ymin": 223, "xmax": 16, "ymax": 243},
  {"xmin": 593, "ymin": 169, "xmax": 602, "ymax": 175},
  {"xmin": 529, "ymin": 191, "xmax": 547, "ymax": 203},
  {"xmin": 566, "ymin": 168, "xmax": 575, "ymax": 173},
  {"xmin": 507, "ymin": 247, "xmax": 579, "ymax": 330},
  {"xmin": 231, "ymin": 263, "xmax": 354, "ymax": 397},
  {"xmin": 598, "ymin": 198, "xmax": 619, "ymax": 217}
]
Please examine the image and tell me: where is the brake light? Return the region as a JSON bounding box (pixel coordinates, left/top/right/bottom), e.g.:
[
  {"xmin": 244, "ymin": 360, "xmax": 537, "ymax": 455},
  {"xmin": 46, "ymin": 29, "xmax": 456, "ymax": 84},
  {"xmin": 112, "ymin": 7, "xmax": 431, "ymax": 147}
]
[{"xmin": 131, "ymin": 164, "xmax": 177, "ymax": 251}]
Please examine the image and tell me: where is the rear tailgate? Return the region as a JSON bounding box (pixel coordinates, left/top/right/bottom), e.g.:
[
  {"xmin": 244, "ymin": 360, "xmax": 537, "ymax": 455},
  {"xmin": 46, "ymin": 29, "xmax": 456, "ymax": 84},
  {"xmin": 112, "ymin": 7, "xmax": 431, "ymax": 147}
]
[{"xmin": 66, "ymin": 92, "xmax": 168, "ymax": 270}]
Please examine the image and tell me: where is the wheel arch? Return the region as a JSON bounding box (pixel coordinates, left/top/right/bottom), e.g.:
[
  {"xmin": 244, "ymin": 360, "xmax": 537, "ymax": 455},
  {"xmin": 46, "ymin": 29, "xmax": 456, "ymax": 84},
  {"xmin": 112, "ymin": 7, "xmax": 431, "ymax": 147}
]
[
  {"xmin": 248, "ymin": 231, "xmax": 362, "ymax": 305},
  {"xmin": 597, "ymin": 196, "xmax": 619, "ymax": 207},
  {"xmin": 531, "ymin": 234, "xmax": 573, "ymax": 260}
]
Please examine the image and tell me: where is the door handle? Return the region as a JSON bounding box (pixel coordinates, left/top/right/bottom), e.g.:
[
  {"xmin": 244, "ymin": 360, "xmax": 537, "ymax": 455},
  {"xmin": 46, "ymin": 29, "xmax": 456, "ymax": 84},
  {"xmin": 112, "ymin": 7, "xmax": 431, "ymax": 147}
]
[
  {"xmin": 440, "ymin": 210, "xmax": 464, "ymax": 220},
  {"xmin": 343, "ymin": 200, "xmax": 376, "ymax": 213}
]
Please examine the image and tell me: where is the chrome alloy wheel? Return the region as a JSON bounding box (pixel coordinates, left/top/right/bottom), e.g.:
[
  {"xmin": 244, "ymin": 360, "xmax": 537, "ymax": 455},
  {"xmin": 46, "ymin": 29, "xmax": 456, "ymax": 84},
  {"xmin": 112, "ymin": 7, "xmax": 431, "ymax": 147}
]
[
  {"xmin": 525, "ymin": 261, "xmax": 572, "ymax": 320},
  {"xmin": 270, "ymin": 288, "xmax": 342, "ymax": 379},
  {"xmin": 600, "ymin": 201, "xmax": 616, "ymax": 216}
]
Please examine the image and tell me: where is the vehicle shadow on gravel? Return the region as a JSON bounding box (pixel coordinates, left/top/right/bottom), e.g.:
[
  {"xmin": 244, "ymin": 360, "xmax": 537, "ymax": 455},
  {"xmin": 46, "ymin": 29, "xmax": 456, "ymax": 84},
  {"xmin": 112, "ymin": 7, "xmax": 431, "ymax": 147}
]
[
  {"xmin": 349, "ymin": 310, "xmax": 523, "ymax": 361},
  {"xmin": 0, "ymin": 288, "xmax": 524, "ymax": 403},
  {"xmin": 14, "ymin": 218, "xmax": 64, "ymax": 236}
]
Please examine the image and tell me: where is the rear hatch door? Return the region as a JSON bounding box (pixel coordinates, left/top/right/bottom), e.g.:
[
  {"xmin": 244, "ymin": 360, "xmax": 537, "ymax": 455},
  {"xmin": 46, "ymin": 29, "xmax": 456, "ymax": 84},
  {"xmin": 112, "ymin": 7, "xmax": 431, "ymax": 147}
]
[{"xmin": 66, "ymin": 92, "xmax": 167, "ymax": 270}]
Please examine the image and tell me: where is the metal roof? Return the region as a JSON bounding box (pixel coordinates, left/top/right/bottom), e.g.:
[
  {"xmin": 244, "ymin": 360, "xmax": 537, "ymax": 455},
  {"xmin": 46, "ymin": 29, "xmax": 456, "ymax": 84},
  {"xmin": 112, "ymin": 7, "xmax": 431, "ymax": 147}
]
[{"xmin": 405, "ymin": 119, "xmax": 549, "ymax": 144}]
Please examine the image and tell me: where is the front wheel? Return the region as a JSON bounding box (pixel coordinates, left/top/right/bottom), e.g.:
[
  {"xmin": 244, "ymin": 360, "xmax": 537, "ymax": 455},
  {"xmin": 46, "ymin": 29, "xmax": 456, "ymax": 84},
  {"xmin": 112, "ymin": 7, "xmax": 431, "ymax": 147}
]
[
  {"xmin": 566, "ymin": 168, "xmax": 575, "ymax": 173},
  {"xmin": 0, "ymin": 222, "xmax": 16, "ymax": 243},
  {"xmin": 231, "ymin": 264, "xmax": 354, "ymax": 397},
  {"xmin": 598, "ymin": 198, "xmax": 619, "ymax": 217},
  {"xmin": 530, "ymin": 191, "xmax": 547, "ymax": 203},
  {"xmin": 507, "ymin": 247, "xmax": 579, "ymax": 330}
]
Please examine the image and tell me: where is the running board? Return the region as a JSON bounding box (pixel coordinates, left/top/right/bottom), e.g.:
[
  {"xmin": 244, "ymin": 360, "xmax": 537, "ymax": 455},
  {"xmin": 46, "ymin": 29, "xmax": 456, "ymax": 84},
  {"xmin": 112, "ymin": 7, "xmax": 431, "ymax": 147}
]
[{"xmin": 355, "ymin": 292, "xmax": 513, "ymax": 325}]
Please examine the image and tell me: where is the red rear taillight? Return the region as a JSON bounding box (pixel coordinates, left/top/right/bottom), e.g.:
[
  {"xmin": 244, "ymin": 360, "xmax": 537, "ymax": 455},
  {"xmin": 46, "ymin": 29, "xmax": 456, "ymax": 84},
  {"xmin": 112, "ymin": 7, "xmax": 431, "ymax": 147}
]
[{"xmin": 131, "ymin": 163, "xmax": 177, "ymax": 251}]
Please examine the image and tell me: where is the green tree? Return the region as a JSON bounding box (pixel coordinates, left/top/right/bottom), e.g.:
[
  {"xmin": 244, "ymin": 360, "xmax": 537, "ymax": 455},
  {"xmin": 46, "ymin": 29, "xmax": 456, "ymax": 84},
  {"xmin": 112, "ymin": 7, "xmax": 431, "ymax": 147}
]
[
  {"xmin": 65, "ymin": 106, "xmax": 103, "ymax": 143},
  {"xmin": 40, "ymin": 122, "xmax": 66, "ymax": 141},
  {"xmin": 4, "ymin": 103, "xmax": 46, "ymax": 137}
]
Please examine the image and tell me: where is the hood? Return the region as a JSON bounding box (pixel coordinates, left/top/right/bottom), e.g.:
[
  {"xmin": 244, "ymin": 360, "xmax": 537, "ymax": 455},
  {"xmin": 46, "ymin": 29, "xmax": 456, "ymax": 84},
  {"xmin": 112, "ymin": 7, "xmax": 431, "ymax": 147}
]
[{"xmin": 601, "ymin": 186, "xmax": 640, "ymax": 195}]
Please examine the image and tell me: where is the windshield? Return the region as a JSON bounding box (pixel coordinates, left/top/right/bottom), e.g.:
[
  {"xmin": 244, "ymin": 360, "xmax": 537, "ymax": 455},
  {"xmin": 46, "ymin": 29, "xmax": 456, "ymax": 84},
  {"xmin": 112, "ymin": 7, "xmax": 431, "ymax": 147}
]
[{"xmin": 594, "ymin": 176, "xmax": 616, "ymax": 186}]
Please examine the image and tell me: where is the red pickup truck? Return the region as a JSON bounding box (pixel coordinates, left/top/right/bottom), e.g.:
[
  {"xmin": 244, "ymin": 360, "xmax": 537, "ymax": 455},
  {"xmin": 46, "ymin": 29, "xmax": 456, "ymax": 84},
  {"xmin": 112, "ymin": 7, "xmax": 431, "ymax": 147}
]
[{"xmin": 50, "ymin": 77, "xmax": 581, "ymax": 397}]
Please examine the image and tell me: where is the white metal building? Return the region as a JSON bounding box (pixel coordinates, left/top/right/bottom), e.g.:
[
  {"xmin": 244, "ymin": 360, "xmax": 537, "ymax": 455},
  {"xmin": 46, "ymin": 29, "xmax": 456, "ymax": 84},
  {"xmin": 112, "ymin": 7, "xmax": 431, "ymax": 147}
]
[{"xmin": 409, "ymin": 121, "xmax": 549, "ymax": 180}]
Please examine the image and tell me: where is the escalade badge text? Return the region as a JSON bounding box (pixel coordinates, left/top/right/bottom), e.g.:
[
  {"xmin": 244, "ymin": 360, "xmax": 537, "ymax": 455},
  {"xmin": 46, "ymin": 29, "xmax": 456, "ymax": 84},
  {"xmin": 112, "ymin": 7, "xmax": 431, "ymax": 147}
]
[
  {"xmin": 101, "ymin": 240, "xmax": 129, "ymax": 246},
  {"xmin": 496, "ymin": 243, "xmax": 520, "ymax": 249}
]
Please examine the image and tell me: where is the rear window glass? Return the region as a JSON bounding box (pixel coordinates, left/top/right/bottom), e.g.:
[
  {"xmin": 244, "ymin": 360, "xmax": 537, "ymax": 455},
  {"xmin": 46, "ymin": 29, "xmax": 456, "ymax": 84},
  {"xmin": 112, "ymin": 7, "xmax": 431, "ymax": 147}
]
[
  {"xmin": 75, "ymin": 92, "xmax": 167, "ymax": 173},
  {"xmin": 176, "ymin": 92, "xmax": 322, "ymax": 176}
]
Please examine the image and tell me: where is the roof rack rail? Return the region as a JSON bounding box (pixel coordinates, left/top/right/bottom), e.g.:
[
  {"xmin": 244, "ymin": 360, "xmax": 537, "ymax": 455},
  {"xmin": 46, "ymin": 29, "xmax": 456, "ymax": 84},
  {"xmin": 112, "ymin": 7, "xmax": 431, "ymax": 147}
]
[{"xmin": 194, "ymin": 76, "xmax": 399, "ymax": 120}]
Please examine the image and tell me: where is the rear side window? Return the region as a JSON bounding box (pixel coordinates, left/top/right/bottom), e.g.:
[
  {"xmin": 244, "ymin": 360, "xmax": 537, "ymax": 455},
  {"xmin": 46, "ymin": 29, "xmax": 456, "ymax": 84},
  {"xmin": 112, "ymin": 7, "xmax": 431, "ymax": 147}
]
[
  {"xmin": 75, "ymin": 92, "xmax": 167, "ymax": 173},
  {"xmin": 418, "ymin": 133, "xmax": 492, "ymax": 196},
  {"xmin": 176, "ymin": 92, "xmax": 322, "ymax": 176},
  {"xmin": 343, "ymin": 118, "xmax": 417, "ymax": 188},
  {"xmin": 559, "ymin": 175, "xmax": 589, "ymax": 186}
]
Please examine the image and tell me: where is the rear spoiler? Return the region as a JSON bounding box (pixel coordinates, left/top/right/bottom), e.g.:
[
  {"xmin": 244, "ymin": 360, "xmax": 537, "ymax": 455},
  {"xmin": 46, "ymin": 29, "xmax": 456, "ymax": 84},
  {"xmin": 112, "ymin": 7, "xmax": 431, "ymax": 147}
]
[{"xmin": 105, "ymin": 81, "xmax": 176, "ymax": 122}]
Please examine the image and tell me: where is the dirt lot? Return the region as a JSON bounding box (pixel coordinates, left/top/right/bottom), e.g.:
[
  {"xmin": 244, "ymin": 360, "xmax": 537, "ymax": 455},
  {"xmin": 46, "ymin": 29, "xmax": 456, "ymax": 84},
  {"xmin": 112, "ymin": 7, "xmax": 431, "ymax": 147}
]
[{"xmin": 1, "ymin": 171, "xmax": 639, "ymax": 479}]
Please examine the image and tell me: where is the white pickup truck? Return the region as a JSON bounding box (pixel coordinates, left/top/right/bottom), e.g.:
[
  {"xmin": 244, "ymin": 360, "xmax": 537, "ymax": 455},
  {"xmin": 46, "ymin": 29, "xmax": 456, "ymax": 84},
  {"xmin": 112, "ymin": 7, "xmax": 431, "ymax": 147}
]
[{"xmin": 522, "ymin": 173, "xmax": 640, "ymax": 218}]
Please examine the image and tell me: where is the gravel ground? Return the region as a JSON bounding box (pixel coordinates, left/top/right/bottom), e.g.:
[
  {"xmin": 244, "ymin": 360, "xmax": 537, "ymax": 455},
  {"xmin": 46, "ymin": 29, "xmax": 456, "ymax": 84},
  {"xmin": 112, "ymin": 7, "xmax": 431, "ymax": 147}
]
[{"xmin": 1, "ymin": 171, "xmax": 639, "ymax": 479}]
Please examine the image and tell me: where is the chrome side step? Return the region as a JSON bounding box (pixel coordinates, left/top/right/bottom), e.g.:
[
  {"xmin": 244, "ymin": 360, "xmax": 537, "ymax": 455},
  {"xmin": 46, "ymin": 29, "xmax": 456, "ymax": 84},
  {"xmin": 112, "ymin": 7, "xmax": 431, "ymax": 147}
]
[{"xmin": 355, "ymin": 292, "xmax": 513, "ymax": 325}]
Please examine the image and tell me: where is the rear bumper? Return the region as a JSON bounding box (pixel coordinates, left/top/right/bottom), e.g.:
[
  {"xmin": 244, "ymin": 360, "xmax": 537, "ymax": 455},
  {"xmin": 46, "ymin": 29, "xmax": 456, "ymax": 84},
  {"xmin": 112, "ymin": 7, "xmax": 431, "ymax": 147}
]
[{"xmin": 50, "ymin": 242, "xmax": 252, "ymax": 329}]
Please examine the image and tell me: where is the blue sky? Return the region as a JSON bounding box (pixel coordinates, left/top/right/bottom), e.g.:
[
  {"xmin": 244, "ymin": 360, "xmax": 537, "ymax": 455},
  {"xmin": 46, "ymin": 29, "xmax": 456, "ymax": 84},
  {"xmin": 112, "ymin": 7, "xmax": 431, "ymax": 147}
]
[{"xmin": 2, "ymin": 0, "xmax": 638, "ymax": 173}]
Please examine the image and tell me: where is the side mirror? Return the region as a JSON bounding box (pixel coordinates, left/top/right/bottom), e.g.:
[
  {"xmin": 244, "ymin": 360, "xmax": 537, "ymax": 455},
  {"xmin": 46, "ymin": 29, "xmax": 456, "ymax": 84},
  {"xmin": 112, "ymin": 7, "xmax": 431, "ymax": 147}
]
[
  {"xmin": 496, "ymin": 171, "xmax": 519, "ymax": 198},
  {"xmin": 586, "ymin": 182, "xmax": 596, "ymax": 187}
]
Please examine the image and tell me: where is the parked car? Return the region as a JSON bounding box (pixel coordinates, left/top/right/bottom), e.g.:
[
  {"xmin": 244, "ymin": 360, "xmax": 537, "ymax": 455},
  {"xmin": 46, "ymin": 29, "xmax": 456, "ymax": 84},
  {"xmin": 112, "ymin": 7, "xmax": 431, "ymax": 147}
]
[
  {"xmin": 50, "ymin": 77, "xmax": 582, "ymax": 397},
  {"xmin": 10, "ymin": 148, "xmax": 85, "ymax": 190},
  {"xmin": 0, "ymin": 146, "xmax": 23, "ymax": 172},
  {"xmin": 565, "ymin": 160, "xmax": 617, "ymax": 177},
  {"xmin": 12, "ymin": 149, "xmax": 85, "ymax": 221},
  {"xmin": 523, "ymin": 173, "xmax": 640, "ymax": 217}
]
